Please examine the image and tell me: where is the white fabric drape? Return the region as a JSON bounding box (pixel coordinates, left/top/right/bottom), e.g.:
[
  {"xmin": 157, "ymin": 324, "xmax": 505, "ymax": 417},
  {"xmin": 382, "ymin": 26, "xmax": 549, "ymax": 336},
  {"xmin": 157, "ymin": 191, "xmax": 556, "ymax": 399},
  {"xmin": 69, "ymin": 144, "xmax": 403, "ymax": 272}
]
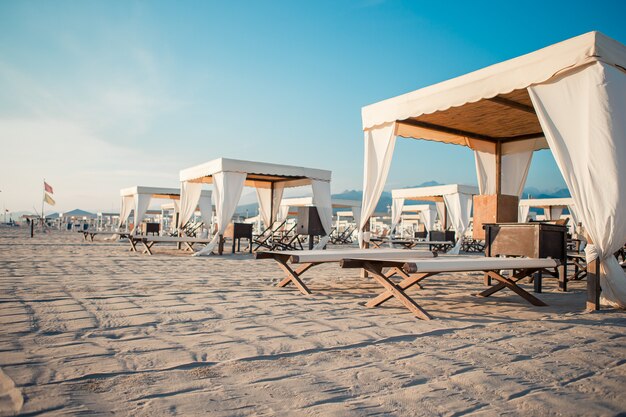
[
  {"xmin": 435, "ymin": 201, "xmax": 447, "ymax": 229},
  {"xmin": 419, "ymin": 206, "xmax": 437, "ymax": 232},
  {"xmin": 390, "ymin": 197, "xmax": 405, "ymax": 234},
  {"xmin": 277, "ymin": 204, "xmax": 290, "ymax": 222},
  {"xmin": 545, "ymin": 206, "xmax": 564, "ymax": 221},
  {"xmin": 256, "ymin": 183, "xmax": 285, "ymax": 229},
  {"xmin": 568, "ymin": 204, "xmax": 580, "ymax": 227},
  {"xmin": 528, "ymin": 62, "xmax": 626, "ymax": 308},
  {"xmin": 178, "ymin": 181, "xmax": 203, "ymax": 230},
  {"xmin": 518, "ymin": 204, "xmax": 531, "ymax": 222},
  {"xmin": 132, "ymin": 194, "xmax": 152, "ymax": 234},
  {"xmin": 311, "ymin": 180, "xmax": 333, "ymax": 250},
  {"xmin": 195, "ymin": 172, "xmax": 247, "ymax": 256},
  {"xmin": 351, "ymin": 206, "xmax": 362, "ymax": 228},
  {"xmin": 198, "ymin": 194, "xmax": 213, "ymax": 229},
  {"xmin": 474, "ymin": 149, "xmax": 533, "ymax": 196},
  {"xmin": 443, "ymin": 193, "xmax": 473, "ymax": 255},
  {"xmin": 359, "ymin": 122, "xmax": 397, "ymax": 247},
  {"xmin": 118, "ymin": 195, "xmax": 134, "ymax": 230}
]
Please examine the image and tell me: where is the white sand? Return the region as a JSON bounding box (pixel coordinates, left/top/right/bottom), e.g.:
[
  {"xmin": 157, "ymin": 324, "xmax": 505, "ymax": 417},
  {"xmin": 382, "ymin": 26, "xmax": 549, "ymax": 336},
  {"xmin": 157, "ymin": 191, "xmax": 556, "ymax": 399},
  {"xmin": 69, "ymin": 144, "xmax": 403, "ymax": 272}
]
[{"xmin": 0, "ymin": 227, "xmax": 625, "ymax": 416}]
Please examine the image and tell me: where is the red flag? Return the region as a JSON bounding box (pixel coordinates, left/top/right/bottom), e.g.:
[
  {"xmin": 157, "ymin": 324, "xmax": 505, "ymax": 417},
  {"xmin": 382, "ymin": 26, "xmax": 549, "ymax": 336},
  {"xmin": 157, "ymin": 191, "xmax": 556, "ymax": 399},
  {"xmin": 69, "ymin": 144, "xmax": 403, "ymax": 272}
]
[{"xmin": 44, "ymin": 181, "xmax": 53, "ymax": 194}]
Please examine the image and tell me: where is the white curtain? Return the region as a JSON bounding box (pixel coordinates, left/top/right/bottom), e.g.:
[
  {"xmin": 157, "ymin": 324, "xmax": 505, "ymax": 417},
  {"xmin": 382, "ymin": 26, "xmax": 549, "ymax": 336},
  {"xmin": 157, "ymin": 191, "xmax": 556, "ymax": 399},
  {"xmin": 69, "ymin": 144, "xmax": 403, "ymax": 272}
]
[
  {"xmin": 118, "ymin": 195, "xmax": 134, "ymax": 230},
  {"xmin": 435, "ymin": 201, "xmax": 447, "ymax": 230},
  {"xmin": 568, "ymin": 204, "xmax": 580, "ymax": 228},
  {"xmin": 474, "ymin": 142, "xmax": 534, "ymax": 196},
  {"xmin": 256, "ymin": 183, "xmax": 285, "ymax": 229},
  {"xmin": 359, "ymin": 122, "xmax": 397, "ymax": 247},
  {"xmin": 312, "ymin": 180, "xmax": 333, "ymax": 250},
  {"xmin": 194, "ymin": 171, "xmax": 247, "ymax": 256},
  {"xmin": 198, "ymin": 193, "xmax": 213, "ymax": 229},
  {"xmin": 419, "ymin": 206, "xmax": 437, "ymax": 232},
  {"xmin": 390, "ymin": 197, "xmax": 405, "ymax": 234},
  {"xmin": 518, "ymin": 204, "xmax": 531, "ymax": 222},
  {"xmin": 351, "ymin": 206, "xmax": 361, "ymax": 228},
  {"xmin": 178, "ymin": 181, "xmax": 203, "ymax": 231},
  {"xmin": 132, "ymin": 194, "xmax": 152, "ymax": 234},
  {"xmin": 443, "ymin": 192, "xmax": 473, "ymax": 255},
  {"xmin": 545, "ymin": 206, "xmax": 564, "ymax": 221},
  {"xmin": 277, "ymin": 204, "xmax": 290, "ymax": 223},
  {"xmin": 528, "ymin": 62, "xmax": 626, "ymax": 308}
]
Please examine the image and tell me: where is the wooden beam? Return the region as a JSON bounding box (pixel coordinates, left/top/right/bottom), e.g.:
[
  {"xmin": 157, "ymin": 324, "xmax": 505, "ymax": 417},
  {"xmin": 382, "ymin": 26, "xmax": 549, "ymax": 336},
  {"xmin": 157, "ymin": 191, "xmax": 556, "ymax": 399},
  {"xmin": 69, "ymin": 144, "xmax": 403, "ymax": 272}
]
[
  {"xmin": 495, "ymin": 141, "xmax": 502, "ymax": 195},
  {"xmin": 488, "ymin": 97, "xmax": 536, "ymax": 114},
  {"xmin": 398, "ymin": 119, "xmax": 497, "ymax": 142},
  {"xmin": 399, "ymin": 119, "xmax": 544, "ymax": 143}
]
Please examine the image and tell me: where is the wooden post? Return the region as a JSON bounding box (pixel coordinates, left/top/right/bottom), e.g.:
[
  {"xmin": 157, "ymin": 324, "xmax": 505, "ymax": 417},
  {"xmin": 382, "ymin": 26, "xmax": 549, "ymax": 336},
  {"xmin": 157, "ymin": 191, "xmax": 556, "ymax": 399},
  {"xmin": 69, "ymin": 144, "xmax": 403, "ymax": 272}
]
[
  {"xmin": 495, "ymin": 141, "xmax": 502, "ymax": 195},
  {"xmin": 586, "ymin": 258, "xmax": 601, "ymax": 311},
  {"xmin": 30, "ymin": 220, "xmax": 34, "ymax": 238},
  {"xmin": 360, "ymin": 219, "xmax": 370, "ymax": 278},
  {"xmin": 442, "ymin": 203, "xmax": 448, "ymax": 230},
  {"xmin": 218, "ymin": 234, "xmax": 224, "ymax": 255}
]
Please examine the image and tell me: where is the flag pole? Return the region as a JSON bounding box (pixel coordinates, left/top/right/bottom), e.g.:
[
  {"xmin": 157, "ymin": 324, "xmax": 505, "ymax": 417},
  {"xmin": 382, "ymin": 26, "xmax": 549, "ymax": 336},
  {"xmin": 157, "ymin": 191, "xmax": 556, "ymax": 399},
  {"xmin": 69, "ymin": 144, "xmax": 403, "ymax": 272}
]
[{"xmin": 42, "ymin": 178, "xmax": 45, "ymax": 227}]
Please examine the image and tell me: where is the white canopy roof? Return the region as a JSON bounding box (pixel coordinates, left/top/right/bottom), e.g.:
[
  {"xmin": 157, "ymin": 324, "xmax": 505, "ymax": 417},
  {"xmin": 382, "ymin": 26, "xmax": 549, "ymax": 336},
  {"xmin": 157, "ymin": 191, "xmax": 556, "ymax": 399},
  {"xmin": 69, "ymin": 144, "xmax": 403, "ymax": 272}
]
[
  {"xmin": 519, "ymin": 198, "xmax": 575, "ymax": 208},
  {"xmin": 401, "ymin": 204, "xmax": 435, "ymax": 213},
  {"xmin": 391, "ymin": 184, "xmax": 479, "ymax": 200},
  {"xmin": 362, "ymin": 31, "xmax": 626, "ymax": 152},
  {"xmin": 120, "ymin": 186, "xmax": 211, "ymax": 199},
  {"xmin": 179, "ymin": 158, "xmax": 331, "ymax": 187},
  {"xmin": 281, "ymin": 197, "xmax": 360, "ymax": 208}
]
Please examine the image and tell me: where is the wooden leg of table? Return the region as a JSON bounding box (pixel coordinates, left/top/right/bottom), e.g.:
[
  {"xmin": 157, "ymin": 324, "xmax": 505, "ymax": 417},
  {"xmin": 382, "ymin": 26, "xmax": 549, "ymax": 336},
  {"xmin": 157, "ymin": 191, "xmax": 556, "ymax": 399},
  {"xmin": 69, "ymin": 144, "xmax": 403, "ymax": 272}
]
[
  {"xmin": 484, "ymin": 273, "xmax": 491, "ymax": 286},
  {"xmin": 558, "ymin": 263, "xmax": 567, "ymax": 292},
  {"xmin": 478, "ymin": 269, "xmax": 533, "ymax": 297},
  {"xmin": 485, "ymin": 271, "xmax": 547, "ymax": 306},
  {"xmin": 586, "ymin": 258, "xmax": 601, "ymax": 311},
  {"xmin": 533, "ymin": 270, "xmax": 542, "ymax": 293},
  {"xmin": 129, "ymin": 239, "xmax": 138, "ymax": 252},
  {"xmin": 366, "ymin": 272, "xmax": 431, "ymax": 308},
  {"xmin": 276, "ymin": 261, "xmax": 313, "ymax": 295},
  {"xmin": 142, "ymin": 241, "xmax": 153, "ymax": 255},
  {"xmin": 363, "ymin": 263, "xmax": 432, "ymax": 320}
]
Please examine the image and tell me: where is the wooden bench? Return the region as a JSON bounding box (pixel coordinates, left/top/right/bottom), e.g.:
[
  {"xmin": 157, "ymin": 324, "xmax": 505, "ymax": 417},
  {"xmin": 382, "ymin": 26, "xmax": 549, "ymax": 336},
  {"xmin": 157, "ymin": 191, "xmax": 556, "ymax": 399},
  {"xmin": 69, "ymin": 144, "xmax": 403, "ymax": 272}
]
[
  {"xmin": 340, "ymin": 256, "xmax": 557, "ymax": 320},
  {"xmin": 256, "ymin": 248, "xmax": 436, "ymax": 295}
]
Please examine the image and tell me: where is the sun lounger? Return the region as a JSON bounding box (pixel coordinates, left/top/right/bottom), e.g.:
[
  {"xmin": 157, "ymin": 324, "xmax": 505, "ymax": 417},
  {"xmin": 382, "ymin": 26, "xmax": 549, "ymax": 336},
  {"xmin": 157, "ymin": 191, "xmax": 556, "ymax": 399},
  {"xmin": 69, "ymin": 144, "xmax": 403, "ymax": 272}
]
[
  {"xmin": 130, "ymin": 235, "xmax": 213, "ymax": 255},
  {"xmin": 369, "ymin": 238, "xmax": 453, "ymax": 252},
  {"xmin": 256, "ymin": 248, "xmax": 436, "ymax": 295},
  {"xmin": 340, "ymin": 256, "xmax": 558, "ymax": 320},
  {"xmin": 78, "ymin": 230, "xmax": 130, "ymax": 242}
]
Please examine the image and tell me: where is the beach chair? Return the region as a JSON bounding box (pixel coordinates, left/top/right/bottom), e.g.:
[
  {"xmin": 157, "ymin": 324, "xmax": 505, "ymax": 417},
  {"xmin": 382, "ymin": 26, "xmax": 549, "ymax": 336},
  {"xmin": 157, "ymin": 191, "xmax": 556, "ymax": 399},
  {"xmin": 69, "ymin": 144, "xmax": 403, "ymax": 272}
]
[
  {"xmin": 253, "ymin": 220, "xmax": 287, "ymax": 251},
  {"xmin": 130, "ymin": 235, "xmax": 213, "ymax": 255},
  {"xmin": 341, "ymin": 256, "xmax": 557, "ymax": 320}
]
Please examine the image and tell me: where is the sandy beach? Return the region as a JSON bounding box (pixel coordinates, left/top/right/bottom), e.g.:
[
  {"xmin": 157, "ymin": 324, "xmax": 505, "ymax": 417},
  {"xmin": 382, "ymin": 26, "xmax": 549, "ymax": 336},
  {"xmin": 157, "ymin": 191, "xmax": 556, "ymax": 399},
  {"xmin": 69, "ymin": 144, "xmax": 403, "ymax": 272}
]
[{"xmin": 0, "ymin": 227, "xmax": 625, "ymax": 416}]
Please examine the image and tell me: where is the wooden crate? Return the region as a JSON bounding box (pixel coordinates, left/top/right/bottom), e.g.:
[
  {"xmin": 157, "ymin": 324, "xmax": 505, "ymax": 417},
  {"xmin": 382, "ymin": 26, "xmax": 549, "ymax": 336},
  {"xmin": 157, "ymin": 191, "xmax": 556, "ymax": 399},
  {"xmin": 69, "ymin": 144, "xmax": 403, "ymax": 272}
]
[{"xmin": 472, "ymin": 194, "xmax": 518, "ymax": 239}]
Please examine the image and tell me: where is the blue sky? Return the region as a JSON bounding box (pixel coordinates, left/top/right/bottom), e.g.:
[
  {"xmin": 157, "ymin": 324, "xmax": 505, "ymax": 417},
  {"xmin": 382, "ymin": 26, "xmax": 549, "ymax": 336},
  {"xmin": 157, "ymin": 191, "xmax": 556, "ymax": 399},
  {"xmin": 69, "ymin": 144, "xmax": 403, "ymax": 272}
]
[{"xmin": 1, "ymin": 0, "xmax": 625, "ymax": 212}]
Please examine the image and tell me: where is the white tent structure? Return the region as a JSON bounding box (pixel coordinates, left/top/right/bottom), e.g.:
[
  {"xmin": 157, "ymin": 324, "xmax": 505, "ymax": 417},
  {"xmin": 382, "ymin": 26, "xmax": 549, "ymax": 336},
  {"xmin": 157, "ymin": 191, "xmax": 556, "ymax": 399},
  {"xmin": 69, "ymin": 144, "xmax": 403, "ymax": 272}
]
[
  {"xmin": 279, "ymin": 197, "xmax": 361, "ymax": 226},
  {"xmin": 179, "ymin": 158, "xmax": 332, "ymax": 255},
  {"xmin": 119, "ymin": 186, "xmax": 212, "ymax": 234},
  {"xmin": 358, "ymin": 31, "xmax": 626, "ymax": 309},
  {"xmin": 391, "ymin": 184, "xmax": 479, "ymax": 253},
  {"xmin": 518, "ymin": 197, "xmax": 578, "ymax": 225}
]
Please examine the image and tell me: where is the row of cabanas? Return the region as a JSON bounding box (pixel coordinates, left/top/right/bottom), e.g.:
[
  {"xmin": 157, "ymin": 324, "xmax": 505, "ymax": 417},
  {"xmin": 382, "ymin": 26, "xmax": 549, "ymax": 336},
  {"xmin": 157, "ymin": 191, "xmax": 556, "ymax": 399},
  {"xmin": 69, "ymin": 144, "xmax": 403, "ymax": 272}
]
[{"xmin": 115, "ymin": 31, "xmax": 625, "ymax": 309}]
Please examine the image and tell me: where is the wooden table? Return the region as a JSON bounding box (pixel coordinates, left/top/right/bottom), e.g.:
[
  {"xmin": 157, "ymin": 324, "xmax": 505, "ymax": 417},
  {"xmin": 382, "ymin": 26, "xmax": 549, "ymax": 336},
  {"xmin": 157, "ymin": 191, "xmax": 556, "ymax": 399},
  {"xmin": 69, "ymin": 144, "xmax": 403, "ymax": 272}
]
[{"xmin": 483, "ymin": 223, "xmax": 567, "ymax": 292}]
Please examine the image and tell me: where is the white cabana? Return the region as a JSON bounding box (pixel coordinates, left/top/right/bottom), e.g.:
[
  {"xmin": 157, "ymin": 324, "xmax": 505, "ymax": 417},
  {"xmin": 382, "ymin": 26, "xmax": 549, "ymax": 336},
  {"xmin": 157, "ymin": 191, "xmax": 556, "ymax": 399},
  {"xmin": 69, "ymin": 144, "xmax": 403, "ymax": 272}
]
[
  {"xmin": 518, "ymin": 197, "xmax": 578, "ymax": 225},
  {"xmin": 391, "ymin": 184, "xmax": 478, "ymax": 253},
  {"xmin": 179, "ymin": 158, "xmax": 332, "ymax": 255},
  {"xmin": 395, "ymin": 204, "xmax": 437, "ymax": 235},
  {"xmin": 359, "ymin": 31, "xmax": 626, "ymax": 309},
  {"xmin": 279, "ymin": 197, "xmax": 361, "ymax": 226},
  {"xmin": 119, "ymin": 186, "xmax": 212, "ymax": 234}
]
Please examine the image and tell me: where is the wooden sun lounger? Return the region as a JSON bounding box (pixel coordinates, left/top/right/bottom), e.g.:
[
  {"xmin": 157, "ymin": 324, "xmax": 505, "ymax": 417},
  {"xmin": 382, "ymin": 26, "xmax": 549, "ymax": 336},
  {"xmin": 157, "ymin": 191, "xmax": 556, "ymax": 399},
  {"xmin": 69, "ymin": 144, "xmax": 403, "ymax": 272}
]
[
  {"xmin": 340, "ymin": 256, "xmax": 558, "ymax": 320},
  {"xmin": 256, "ymin": 248, "xmax": 436, "ymax": 295},
  {"xmin": 369, "ymin": 238, "xmax": 453, "ymax": 252},
  {"xmin": 78, "ymin": 230, "xmax": 130, "ymax": 242},
  {"xmin": 130, "ymin": 235, "xmax": 213, "ymax": 255}
]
